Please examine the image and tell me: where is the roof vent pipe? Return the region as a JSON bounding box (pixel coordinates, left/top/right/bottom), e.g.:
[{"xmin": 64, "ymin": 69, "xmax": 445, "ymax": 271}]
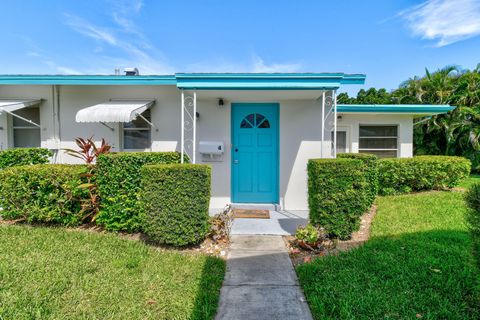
[{"xmin": 124, "ymin": 68, "xmax": 139, "ymax": 76}]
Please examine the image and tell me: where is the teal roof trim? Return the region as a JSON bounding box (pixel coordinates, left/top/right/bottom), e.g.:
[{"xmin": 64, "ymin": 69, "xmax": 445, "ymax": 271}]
[
  {"xmin": 0, "ymin": 75, "xmax": 177, "ymax": 85},
  {"xmin": 0, "ymin": 73, "xmax": 366, "ymax": 89},
  {"xmin": 175, "ymin": 73, "xmax": 365, "ymax": 90},
  {"xmin": 337, "ymin": 104, "xmax": 455, "ymax": 115}
]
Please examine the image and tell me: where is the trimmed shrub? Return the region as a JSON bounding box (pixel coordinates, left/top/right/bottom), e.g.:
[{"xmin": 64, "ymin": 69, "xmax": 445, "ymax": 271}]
[
  {"xmin": 308, "ymin": 158, "xmax": 371, "ymax": 239},
  {"xmin": 465, "ymin": 183, "xmax": 480, "ymax": 267},
  {"xmin": 337, "ymin": 153, "xmax": 378, "ymax": 204},
  {"xmin": 0, "ymin": 148, "xmax": 52, "ymax": 169},
  {"xmin": 140, "ymin": 164, "xmax": 211, "ymax": 246},
  {"xmin": 96, "ymin": 152, "xmax": 184, "ymax": 232},
  {"xmin": 0, "ymin": 164, "xmax": 87, "ymax": 225},
  {"xmin": 378, "ymin": 156, "xmax": 471, "ymax": 195}
]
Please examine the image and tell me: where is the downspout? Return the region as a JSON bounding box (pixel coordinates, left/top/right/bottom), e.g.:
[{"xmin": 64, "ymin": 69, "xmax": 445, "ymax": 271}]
[
  {"xmin": 51, "ymin": 85, "xmax": 61, "ymax": 163},
  {"xmin": 321, "ymin": 91, "xmax": 325, "ymax": 158},
  {"xmin": 333, "ymin": 90, "xmax": 337, "ymax": 158}
]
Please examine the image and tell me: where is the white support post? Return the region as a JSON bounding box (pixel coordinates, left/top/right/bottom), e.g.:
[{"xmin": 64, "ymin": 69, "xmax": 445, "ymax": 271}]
[
  {"xmin": 181, "ymin": 89, "xmax": 185, "ymax": 164},
  {"xmin": 333, "ymin": 90, "xmax": 338, "ymax": 158},
  {"xmin": 321, "ymin": 91, "xmax": 325, "ymax": 158},
  {"xmin": 193, "ymin": 89, "xmax": 197, "ymax": 164},
  {"xmin": 0, "ymin": 108, "xmax": 41, "ymax": 128}
]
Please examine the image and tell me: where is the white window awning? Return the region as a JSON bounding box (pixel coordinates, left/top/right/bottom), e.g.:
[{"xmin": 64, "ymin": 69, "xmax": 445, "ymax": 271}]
[
  {"xmin": 0, "ymin": 99, "xmax": 42, "ymax": 127},
  {"xmin": 75, "ymin": 99, "xmax": 155, "ymax": 123},
  {"xmin": 0, "ymin": 99, "xmax": 41, "ymax": 113}
]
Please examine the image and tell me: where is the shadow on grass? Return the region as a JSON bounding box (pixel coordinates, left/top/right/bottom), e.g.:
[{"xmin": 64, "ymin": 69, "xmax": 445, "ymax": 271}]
[
  {"xmin": 191, "ymin": 255, "xmax": 226, "ymax": 320},
  {"xmin": 132, "ymin": 231, "xmax": 227, "ymax": 319},
  {"xmin": 297, "ymin": 229, "xmax": 480, "ymax": 320}
]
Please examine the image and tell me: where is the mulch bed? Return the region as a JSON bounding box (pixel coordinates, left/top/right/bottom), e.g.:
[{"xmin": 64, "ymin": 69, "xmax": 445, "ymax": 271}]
[{"xmin": 285, "ymin": 205, "xmax": 378, "ymax": 266}]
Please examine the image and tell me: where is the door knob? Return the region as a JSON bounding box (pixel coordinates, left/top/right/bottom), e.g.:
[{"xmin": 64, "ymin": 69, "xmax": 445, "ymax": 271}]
[{"xmin": 235, "ymin": 148, "xmax": 238, "ymax": 152}]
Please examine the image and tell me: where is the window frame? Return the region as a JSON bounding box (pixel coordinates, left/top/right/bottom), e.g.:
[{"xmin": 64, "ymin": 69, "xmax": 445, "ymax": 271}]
[
  {"xmin": 9, "ymin": 106, "xmax": 41, "ymax": 148},
  {"xmin": 358, "ymin": 124, "xmax": 399, "ymax": 158}
]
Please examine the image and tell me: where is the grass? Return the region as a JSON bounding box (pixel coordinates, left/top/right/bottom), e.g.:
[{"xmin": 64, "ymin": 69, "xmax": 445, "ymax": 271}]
[
  {"xmin": 458, "ymin": 174, "xmax": 480, "ymax": 189},
  {"xmin": 0, "ymin": 226, "xmax": 225, "ymax": 320},
  {"xmin": 297, "ymin": 175, "xmax": 480, "ymax": 319}
]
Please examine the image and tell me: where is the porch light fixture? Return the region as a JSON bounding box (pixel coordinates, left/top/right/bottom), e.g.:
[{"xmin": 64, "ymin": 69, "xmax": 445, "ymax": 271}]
[{"xmin": 218, "ymin": 98, "xmax": 225, "ymax": 107}]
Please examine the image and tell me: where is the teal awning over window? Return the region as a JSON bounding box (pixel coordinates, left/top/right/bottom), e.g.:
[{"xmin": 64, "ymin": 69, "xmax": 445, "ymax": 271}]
[{"xmin": 337, "ymin": 104, "xmax": 454, "ymax": 115}]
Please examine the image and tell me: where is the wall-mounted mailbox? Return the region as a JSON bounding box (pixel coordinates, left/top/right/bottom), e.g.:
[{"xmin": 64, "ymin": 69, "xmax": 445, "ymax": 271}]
[{"xmin": 199, "ymin": 141, "xmax": 224, "ymax": 162}]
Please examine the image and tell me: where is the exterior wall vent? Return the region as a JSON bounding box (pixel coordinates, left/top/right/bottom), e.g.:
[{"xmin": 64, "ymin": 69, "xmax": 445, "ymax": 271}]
[{"xmin": 124, "ymin": 68, "xmax": 139, "ymax": 76}]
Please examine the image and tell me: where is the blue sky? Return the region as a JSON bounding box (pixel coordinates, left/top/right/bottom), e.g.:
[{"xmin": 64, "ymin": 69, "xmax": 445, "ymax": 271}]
[{"xmin": 1, "ymin": 0, "xmax": 480, "ymax": 94}]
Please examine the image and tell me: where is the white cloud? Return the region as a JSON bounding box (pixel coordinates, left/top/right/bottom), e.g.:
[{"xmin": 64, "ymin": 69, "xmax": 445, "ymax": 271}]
[
  {"xmin": 54, "ymin": 66, "xmax": 84, "ymax": 75},
  {"xmin": 187, "ymin": 55, "xmax": 302, "ymax": 73},
  {"xmin": 109, "ymin": 0, "xmax": 143, "ymax": 15},
  {"xmin": 400, "ymin": 0, "xmax": 480, "ymax": 46},
  {"xmin": 252, "ymin": 56, "xmax": 302, "ymax": 73},
  {"xmin": 64, "ymin": 14, "xmax": 118, "ymax": 46},
  {"xmin": 63, "ymin": 12, "xmax": 174, "ymax": 74},
  {"xmin": 27, "ymin": 51, "xmax": 40, "ymax": 57},
  {"xmin": 25, "ymin": 1, "xmax": 303, "ymax": 76},
  {"xmin": 43, "ymin": 60, "xmax": 84, "ymax": 75}
]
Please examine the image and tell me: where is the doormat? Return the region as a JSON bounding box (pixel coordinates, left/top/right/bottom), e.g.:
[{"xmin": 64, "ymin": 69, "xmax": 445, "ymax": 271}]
[{"xmin": 232, "ymin": 209, "xmax": 270, "ymax": 219}]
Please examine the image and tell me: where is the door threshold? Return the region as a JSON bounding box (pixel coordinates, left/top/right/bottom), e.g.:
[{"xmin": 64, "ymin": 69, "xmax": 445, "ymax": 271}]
[{"xmin": 230, "ymin": 203, "xmax": 281, "ymax": 211}]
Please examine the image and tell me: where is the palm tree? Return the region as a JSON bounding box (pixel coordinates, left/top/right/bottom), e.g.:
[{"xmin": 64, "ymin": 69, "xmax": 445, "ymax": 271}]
[
  {"xmin": 451, "ymin": 69, "xmax": 480, "ymax": 107},
  {"xmin": 423, "ymin": 65, "xmax": 458, "ymax": 104},
  {"xmin": 411, "ymin": 64, "xmax": 480, "ymax": 170}
]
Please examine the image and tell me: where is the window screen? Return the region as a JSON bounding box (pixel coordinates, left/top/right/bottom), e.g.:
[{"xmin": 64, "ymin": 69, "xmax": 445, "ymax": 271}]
[
  {"xmin": 123, "ymin": 109, "xmax": 151, "ymax": 149},
  {"xmin": 359, "ymin": 125, "xmax": 398, "ymax": 158},
  {"xmin": 12, "ymin": 107, "xmax": 41, "ymax": 148}
]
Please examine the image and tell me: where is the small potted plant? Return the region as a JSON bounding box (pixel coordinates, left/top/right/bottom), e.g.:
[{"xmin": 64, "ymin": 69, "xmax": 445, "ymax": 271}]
[{"xmin": 295, "ymin": 224, "xmax": 322, "ymax": 250}]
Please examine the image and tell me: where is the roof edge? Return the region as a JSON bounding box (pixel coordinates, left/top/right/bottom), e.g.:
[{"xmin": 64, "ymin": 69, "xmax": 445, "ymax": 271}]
[
  {"xmin": 337, "ymin": 104, "xmax": 455, "ymax": 115},
  {"xmin": 0, "ymin": 73, "xmax": 366, "ymax": 87}
]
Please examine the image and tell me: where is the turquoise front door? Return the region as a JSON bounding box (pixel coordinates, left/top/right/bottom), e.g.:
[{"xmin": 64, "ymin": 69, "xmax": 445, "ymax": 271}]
[{"xmin": 232, "ymin": 103, "xmax": 279, "ymax": 203}]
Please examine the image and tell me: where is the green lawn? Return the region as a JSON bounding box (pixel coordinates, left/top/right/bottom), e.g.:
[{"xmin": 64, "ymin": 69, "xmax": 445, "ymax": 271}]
[
  {"xmin": 0, "ymin": 226, "xmax": 225, "ymax": 320},
  {"xmin": 458, "ymin": 174, "xmax": 480, "ymax": 189},
  {"xmin": 297, "ymin": 175, "xmax": 480, "ymax": 319}
]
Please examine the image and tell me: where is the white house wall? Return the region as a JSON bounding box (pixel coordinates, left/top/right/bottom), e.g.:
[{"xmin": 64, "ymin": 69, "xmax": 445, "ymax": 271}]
[
  {"xmin": 54, "ymin": 85, "xmax": 181, "ymax": 163},
  {"xmin": 0, "ymin": 85, "xmax": 414, "ymax": 211},
  {"xmin": 195, "ymin": 98, "xmax": 232, "ymax": 209}
]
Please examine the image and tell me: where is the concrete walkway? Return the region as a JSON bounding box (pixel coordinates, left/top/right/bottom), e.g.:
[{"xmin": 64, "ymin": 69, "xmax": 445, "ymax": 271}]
[
  {"xmin": 215, "ymin": 235, "xmax": 313, "ymax": 320},
  {"xmin": 230, "ymin": 210, "xmax": 308, "ymax": 236}
]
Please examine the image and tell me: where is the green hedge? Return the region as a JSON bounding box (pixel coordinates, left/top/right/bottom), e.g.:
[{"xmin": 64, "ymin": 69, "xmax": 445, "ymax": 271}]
[
  {"xmin": 96, "ymin": 152, "xmax": 184, "ymax": 232},
  {"xmin": 337, "ymin": 153, "xmax": 378, "ymax": 204},
  {"xmin": 0, "ymin": 164, "xmax": 86, "ymax": 225},
  {"xmin": 140, "ymin": 164, "xmax": 211, "ymax": 246},
  {"xmin": 465, "ymin": 183, "xmax": 480, "ymax": 267},
  {"xmin": 378, "ymin": 156, "xmax": 471, "ymax": 195},
  {"xmin": 0, "ymin": 148, "xmax": 52, "ymax": 169},
  {"xmin": 308, "ymin": 158, "xmax": 372, "ymax": 239}
]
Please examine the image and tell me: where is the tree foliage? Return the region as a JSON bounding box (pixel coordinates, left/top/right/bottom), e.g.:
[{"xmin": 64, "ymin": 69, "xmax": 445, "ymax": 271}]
[{"xmin": 339, "ymin": 64, "xmax": 480, "ymax": 171}]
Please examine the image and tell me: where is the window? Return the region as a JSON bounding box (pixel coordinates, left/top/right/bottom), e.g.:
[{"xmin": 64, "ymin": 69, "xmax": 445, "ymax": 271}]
[
  {"xmin": 331, "ymin": 131, "xmax": 347, "ymax": 153},
  {"xmin": 359, "ymin": 125, "xmax": 398, "ymax": 158},
  {"xmin": 123, "ymin": 109, "xmax": 151, "ymax": 149},
  {"xmin": 240, "ymin": 113, "xmax": 270, "ymax": 129},
  {"xmin": 12, "ymin": 107, "xmax": 41, "ymax": 148}
]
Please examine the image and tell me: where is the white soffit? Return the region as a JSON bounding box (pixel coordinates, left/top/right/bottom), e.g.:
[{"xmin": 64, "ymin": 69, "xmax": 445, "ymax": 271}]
[{"xmin": 75, "ymin": 100, "xmax": 155, "ymax": 123}]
